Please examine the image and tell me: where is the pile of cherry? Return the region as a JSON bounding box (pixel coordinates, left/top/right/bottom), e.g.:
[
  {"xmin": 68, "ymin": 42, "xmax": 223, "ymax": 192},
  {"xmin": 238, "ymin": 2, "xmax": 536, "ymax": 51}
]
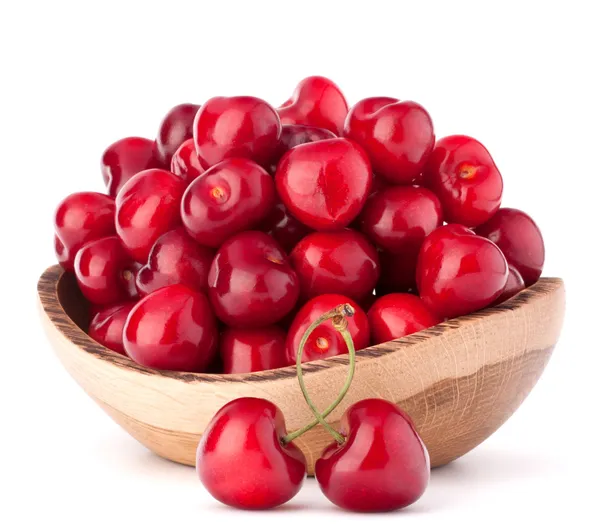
[{"xmin": 53, "ymin": 75, "xmax": 545, "ymax": 511}]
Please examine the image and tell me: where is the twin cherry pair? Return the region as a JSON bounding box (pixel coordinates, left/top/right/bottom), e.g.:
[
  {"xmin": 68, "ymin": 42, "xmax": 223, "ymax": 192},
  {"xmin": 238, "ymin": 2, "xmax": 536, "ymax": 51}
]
[{"xmin": 196, "ymin": 306, "xmax": 430, "ymax": 512}]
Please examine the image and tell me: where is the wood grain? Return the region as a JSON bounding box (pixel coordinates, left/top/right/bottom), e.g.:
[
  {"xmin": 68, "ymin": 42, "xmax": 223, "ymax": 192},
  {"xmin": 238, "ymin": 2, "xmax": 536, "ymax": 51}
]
[{"xmin": 38, "ymin": 265, "xmax": 565, "ymax": 473}]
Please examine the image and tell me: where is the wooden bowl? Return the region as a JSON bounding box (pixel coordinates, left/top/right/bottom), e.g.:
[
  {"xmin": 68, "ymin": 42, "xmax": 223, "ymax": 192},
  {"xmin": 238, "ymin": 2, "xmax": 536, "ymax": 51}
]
[{"xmin": 38, "ymin": 264, "xmax": 565, "ymax": 474}]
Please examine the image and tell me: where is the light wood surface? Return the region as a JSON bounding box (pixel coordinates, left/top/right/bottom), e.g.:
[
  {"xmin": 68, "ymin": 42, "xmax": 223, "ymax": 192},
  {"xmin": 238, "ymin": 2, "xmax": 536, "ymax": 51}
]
[{"xmin": 38, "ymin": 265, "xmax": 565, "ymax": 474}]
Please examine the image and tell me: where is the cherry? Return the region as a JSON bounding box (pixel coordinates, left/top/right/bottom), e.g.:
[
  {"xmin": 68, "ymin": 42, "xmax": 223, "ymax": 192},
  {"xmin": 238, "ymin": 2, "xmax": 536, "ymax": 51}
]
[
  {"xmin": 115, "ymin": 169, "xmax": 186, "ymax": 262},
  {"xmin": 269, "ymin": 124, "xmax": 336, "ymax": 174},
  {"xmin": 170, "ymin": 138, "xmax": 205, "ymax": 185},
  {"xmin": 275, "ymin": 138, "xmax": 372, "ymax": 231},
  {"xmin": 359, "ymin": 185, "xmax": 443, "ymax": 253},
  {"xmin": 290, "ymin": 229, "xmax": 380, "ymax": 302},
  {"xmin": 285, "ymin": 294, "xmax": 370, "ymax": 365},
  {"xmin": 495, "ymin": 265, "xmax": 526, "ymax": 305},
  {"xmin": 475, "ymin": 207, "xmax": 545, "ymax": 286},
  {"xmin": 101, "ymin": 137, "xmax": 161, "ymax": 197},
  {"xmin": 417, "ymin": 224, "xmax": 509, "ymax": 319},
  {"xmin": 193, "ymin": 96, "xmax": 281, "ymax": 168},
  {"xmin": 197, "ymin": 397, "xmax": 306, "ymax": 509},
  {"xmin": 208, "ymin": 231, "xmax": 299, "ymax": 327},
  {"xmin": 156, "ymin": 103, "xmax": 200, "ymax": 166},
  {"xmin": 277, "ymin": 76, "xmax": 348, "ymax": 135},
  {"xmin": 344, "ymin": 98, "xmax": 435, "ymax": 184},
  {"xmin": 123, "ymin": 284, "xmax": 218, "ymax": 372},
  {"xmin": 368, "ymin": 294, "xmax": 440, "ymax": 344},
  {"xmin": 315, "ymin": 398, "xmax": 430, "ymax": 512},
  {"xmin": 54, "ymin": 192, "xmax": 116, "ymax": 272},
  {"xmin": 258, "ymin": 200, "xmax": 312, "ymax": 253},
  {"xmin": 181, "ymin": 158, "xmax": 275, "ymax": 248},
  {"xmin": 423, "ymin": 135, "xmax": 503, "ymax": 227},
  {"xmin": 221, "ymin": 327, "xmax": 288, "ymax": 373},
  {"xmin": 88, "ymin": 301, "xmax": 136, "ymax": 355},
  {"xmin": 74, "ymin": 236, "xmax": 139, "ymax": 305},
  {"xmin": 135, "ymin": 227, "xmax": 214, "ymax": 297}
]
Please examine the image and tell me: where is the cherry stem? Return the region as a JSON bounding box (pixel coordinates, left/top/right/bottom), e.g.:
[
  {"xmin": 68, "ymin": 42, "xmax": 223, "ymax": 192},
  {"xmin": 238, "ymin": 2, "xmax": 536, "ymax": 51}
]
[{"xmin": 283, "ymin": 304, "xmax": 356, "ymax": 445}]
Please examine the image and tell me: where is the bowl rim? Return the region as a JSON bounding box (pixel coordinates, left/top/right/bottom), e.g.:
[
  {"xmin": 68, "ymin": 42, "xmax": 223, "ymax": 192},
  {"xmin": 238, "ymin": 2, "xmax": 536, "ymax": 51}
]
[{"xmin": 38, "ymin": 264, "xmax": 563, "ymax": 383}]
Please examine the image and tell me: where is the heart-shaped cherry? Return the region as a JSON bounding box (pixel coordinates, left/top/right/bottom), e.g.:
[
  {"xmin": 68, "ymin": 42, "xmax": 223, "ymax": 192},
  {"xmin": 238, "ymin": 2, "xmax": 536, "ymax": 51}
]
[
  {"xmin": 285, "ymin": 294, "xmax": 370, "ymax": 365},
  {"xmin": 259, "ymin": 200, "xmax": 312, "ymax": 253},
  {"xmin": 54, "ymin": 192, "xmax": 116, "ymax": 272},
  {"xmin": 193, "ymin": 96, "xmax": 281, "ymax": 168},
  {"xmin": 170, "ymin": 138, "xmax": 206, "ymax": 185},
  {"xmin": 196, "ymin": 397, "xmax": 306, "ymax": 509},
  {"xmin": 88, "ymin": 301, "xmax": 136, "ymax": 355},
  {"xmin": 368, "ymin": 293, "xmax": 440, "ymax": 344},
  {"xmin": 275, "ymin": 138, "xmax": 372, "ymax": 231},
  {"xmin": 181, "ymin": 158, "xmax": 275, "ymax": 248},
  {"xmin": 344, "ymin": 97, "xmax": 435, "ymax": 184},
  {"xmin": 359, "ymin": 186, "xmax": 443, "ymax": 253},
  {"xmin": 269, "ymin": 124, "xmax": 336, "ymax": 174},
  {"xmin": 135, "ymin": 227, "xmax": 214, "ymax": 297},
  {"xmin": 74, "ymin": 236, "xmax": 139, "ymax": 305},
  {"xmin": 221, "ymin": 327, "xmax": 288, "ymax": 373},
  {"xmin": 101, "ymin": 137, "xmax": 162, "ymax": 197},
  {"xmin": 156, "ymin": 103, "xmax": 200, "ymax": 166},
  {"xmin": 423, "ymin": 135, "xmax": 503, "ymax": 227},
  {"xmin": 124, "ymin": 284, "xmax": 218, "ymax": 372},
  {"xmin": 290, "ymin": 229, "xmax": 380, "ymax": 302},
  {"xmin": 208, "ymin": 231, "xmax": 299, "ymax": 327},
  {"xmin": 475, "ymin": 207, "xmax": 544, "ymax": 286},
  {"xmin": 277, "ymin": 76, "xmax": 348, "ymax": 135},
  {"xmin": 315, "ymin": 398, "xmax": 430, "ymax": 512},
  {"xmin": 417, "ymin": 224, "xmax": 509, "ymax": 318},
  {"xmin": 116, "ymin": 169, "xmax": 186, "ymax": 262},
  {"xmin": 494, "ymin": 265, "xmax": 526, "ymax": 305}
]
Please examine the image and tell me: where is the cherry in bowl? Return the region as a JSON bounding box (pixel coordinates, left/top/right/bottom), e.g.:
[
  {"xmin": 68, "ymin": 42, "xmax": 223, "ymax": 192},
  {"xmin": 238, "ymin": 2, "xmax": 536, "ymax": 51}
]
[
  {"xmin": 123, "ymin": 284, "xmax": 218, "ymax": 372},
  {"xmin": 221, "ymin": 327, "xmax": 288, "ymax": 374},
  {"xmin": 208, "ymin": 231, "xmax": 299, "ymax": 328}
]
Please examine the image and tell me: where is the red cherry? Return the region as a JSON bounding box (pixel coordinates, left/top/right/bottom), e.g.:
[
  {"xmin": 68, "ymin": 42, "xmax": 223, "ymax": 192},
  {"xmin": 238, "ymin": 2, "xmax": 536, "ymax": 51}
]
[
  {"xmin": 208, "ymin": 232, "xmax": 299, "ymax": 327},
  {"xmin": 193, "ymin": 96, "xmax": 281, "ymax": 168},
  {"xmin": 415, "ymin": 224, "xmax": 475, "ymax": 293},
  {"xmin": 221, "ymin": 327, "xmax": 288, "ymax": 373},
  {"xmin": 116, "ymin": 169, "xmax": 185, "ymax": 262},
  {"xmin": 423, "ymin": 135, "xmax": 503, "ymax": 227},
  {"xmin": 181, "ymin": 158, "xmax": 275, "ymax": 248},
  {"xmin": 368, "ymin": 294, "xmax": 441, "ymax": 344},
  {"xmin": 156, "ymin": 103, "xmax": 200, "ymax": 166},
  {"xmin": 54, "ymin": 192, "xmax": 116, "ymax": 272},
  {"xmin": 88, "ymin": 301, "xmax": 136, "ymax": 355},
  {"xmin": 495, "ymin": 265, "xmax": 526, "ymax": 305},
  {"xmin": 475, "ymin": 207, "xmax": 545, "ymax": 286},
  {"xmin": 269, "ymin": 124, "xmax": 336, "ymax": 174},
  {"xmin": 417, "ymin": 224, "xmax": 509, "ymax": 318},
  {"xmin": 285, "ymin": 294, "xmax": 370, "ymax": 365},
  {"xmin": 259, "ymin": 200, "xmax": 312, "ymax": 253},
  {"xmin": 101, "ymin": 137, "xmax": 161, "ymax": 197},
  {"xmin": 135, "ymin": 227, "xmax": 214, "ymax": 297},
  {"xmin": 275, "ymin": 138, "xmax": 372, "ymax": 231},
  {"xmin": 290, "ymin": 229, "xmax": 380, "ymax": 302},
  {"xmin": 277, "ymin": 76, "xmax": 348, "ymax": 135},
  {"xmin": 170, "ymin": 138, "xmax": 206, "ymax": 185},
  {"xmin": 124, "ymin": 284, "xmax": 218, "ymax": 372},
  {"xmin": 74, "ymin": 236, "xmax": 139, "ymax": 305},
  {"xmin": 197, "ymin": 397, "xmax": 306, "ymax": 509},
  {"xmin": 360, "ymin": 186, "xmax": 443, "ymax": 253},
  {"xmin": 344, "ymin": 98, "xmax": 435, "ymax": 184},
  {"xmin": 315, "ymin": 399, "xmax": 430, "ymax": 512}
]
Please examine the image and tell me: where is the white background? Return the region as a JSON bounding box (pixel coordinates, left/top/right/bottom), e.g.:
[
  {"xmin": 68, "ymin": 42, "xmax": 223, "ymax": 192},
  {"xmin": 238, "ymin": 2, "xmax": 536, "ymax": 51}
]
[{"xmin": 1, "ymin": 1, "xmax": 598, "ymax": 528}]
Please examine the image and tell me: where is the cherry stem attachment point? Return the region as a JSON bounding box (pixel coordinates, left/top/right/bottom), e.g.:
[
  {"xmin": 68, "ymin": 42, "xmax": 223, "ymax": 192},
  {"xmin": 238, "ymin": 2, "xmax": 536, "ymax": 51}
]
[{"xmin": 283, "ymin": 304, "xmax": 356, "ymax": 445}]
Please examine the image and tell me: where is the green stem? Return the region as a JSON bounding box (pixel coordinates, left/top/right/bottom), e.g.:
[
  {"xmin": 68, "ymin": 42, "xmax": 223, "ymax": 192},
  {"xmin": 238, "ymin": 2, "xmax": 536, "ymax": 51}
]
[{"xmin": 283, "ymin": 304, "xmax": 357, "ymax": 445}]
